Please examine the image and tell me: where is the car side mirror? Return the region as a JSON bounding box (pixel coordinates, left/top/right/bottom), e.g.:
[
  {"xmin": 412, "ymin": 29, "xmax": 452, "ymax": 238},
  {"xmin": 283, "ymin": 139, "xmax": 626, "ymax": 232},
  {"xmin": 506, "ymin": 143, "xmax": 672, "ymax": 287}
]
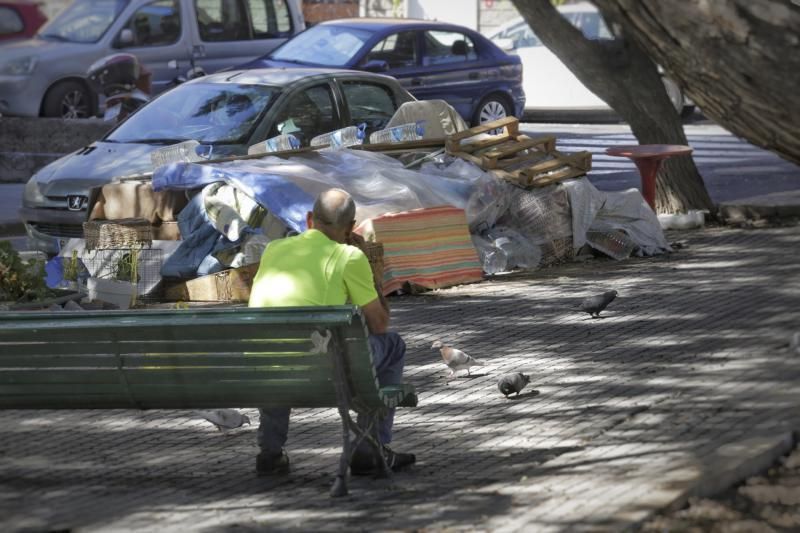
[
  {"xmin": 118, "ymin": 28, "xmax": 134, "ymax": 47},
  {"xmin": 362, "ymin": 59, "xmax": 389, "ymax": 73}
]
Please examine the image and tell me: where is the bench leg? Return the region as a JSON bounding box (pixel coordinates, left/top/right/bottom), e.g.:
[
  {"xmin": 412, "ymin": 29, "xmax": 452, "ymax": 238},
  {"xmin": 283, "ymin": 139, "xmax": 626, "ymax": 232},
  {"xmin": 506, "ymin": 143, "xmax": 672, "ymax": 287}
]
[
  {"xmin": 371, "ymin": 413, "xmax": 392, "ymax": 479},
  {"xmin": 331, "ymin": 406, "xmax": 350, "ymax": 498}
]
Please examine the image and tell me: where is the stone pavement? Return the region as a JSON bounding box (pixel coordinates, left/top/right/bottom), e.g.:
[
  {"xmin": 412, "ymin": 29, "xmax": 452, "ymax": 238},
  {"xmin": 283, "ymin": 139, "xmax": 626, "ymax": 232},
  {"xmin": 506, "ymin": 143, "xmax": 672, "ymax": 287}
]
[{"xmin": 1, "ymin": 224, "xmax": 799, "ymax": 532}]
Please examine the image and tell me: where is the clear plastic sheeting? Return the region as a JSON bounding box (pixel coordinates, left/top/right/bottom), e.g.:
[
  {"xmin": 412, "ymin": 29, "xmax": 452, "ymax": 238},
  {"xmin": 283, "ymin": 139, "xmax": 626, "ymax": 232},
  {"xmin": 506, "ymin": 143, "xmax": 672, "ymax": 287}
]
[
  {"xmin": 472, "ymin": 227, "xmax": 542, "ymax": 275},
  {"xmin": 562, "ymin": 179, "xmax": 671, "ymax": 257},
  {"xmin": 154, "ymin": 150, "xmax": 509, "ymax": 231}
]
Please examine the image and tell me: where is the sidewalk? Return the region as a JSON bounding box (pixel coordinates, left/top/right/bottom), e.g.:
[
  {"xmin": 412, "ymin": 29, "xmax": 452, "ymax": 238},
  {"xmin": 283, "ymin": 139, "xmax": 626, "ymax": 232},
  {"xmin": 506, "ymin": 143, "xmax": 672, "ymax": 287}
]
[{"xmin": 1, "ymin": 224, "xmax": 798, "ymax": 531}]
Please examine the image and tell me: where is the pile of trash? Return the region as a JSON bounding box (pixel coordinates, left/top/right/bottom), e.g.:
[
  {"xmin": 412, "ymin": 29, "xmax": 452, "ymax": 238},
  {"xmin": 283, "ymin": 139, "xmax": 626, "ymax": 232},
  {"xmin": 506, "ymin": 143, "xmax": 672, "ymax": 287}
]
[{"xmin": 50, "ymin": 104, "xmax": 671, "ymax": 304}]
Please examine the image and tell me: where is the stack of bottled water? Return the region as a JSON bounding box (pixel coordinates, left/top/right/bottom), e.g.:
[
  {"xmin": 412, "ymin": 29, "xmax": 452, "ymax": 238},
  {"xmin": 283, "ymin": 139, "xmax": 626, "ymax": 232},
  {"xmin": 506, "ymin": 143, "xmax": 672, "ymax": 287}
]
[
  {"xmin": 247, "ymin": 134, "xmax": 301, "ymax": 156},
  {"xmin": 150, "ymin": 140, "xmax": 213, "ymax": 169},
  {"xmin": 368, "ymin": 121, "xmax": 426, "ymax": 144},
  {"xmin": 310, "ymin": 123, "xmax": 366, "ymax": 150}
]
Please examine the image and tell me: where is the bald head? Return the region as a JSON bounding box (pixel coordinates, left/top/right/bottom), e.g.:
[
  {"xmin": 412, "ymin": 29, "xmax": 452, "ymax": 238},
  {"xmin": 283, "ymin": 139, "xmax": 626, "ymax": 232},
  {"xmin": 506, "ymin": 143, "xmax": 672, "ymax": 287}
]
[{"xmin": 310, "ymin": 189, "xmax": 356, "ymax": 240}]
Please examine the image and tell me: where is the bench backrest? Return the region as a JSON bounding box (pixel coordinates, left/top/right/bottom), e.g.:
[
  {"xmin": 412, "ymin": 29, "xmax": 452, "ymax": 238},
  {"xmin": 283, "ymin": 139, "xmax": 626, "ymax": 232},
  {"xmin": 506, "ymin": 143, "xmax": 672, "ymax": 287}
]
[{"xmin": 0, "ymin": 306, "xmax": 385, "ymax": 410}]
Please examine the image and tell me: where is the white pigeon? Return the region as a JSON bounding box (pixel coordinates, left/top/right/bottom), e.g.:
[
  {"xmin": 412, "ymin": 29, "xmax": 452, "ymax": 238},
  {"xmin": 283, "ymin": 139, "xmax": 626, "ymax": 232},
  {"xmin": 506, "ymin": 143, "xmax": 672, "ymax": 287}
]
[
  {"xmin": 431, "ymin": 340, "xmax": 485, "ymax": 378},
  {"xmin": 197, "ymin": 409, "xmax": 251, "ymax": 432}
]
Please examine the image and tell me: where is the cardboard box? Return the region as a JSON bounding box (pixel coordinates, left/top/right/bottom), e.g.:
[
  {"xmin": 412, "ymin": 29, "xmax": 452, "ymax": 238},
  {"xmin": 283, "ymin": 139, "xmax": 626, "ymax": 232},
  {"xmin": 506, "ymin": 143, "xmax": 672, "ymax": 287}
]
[{"xmin": 164, "ymin": 263, "xmax": 259, "ymax": 302}]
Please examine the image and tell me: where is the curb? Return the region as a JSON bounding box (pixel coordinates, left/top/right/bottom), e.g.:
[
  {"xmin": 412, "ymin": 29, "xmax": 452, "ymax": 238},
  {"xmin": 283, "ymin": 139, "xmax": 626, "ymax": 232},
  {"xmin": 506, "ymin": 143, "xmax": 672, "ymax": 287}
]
[{"xmin": 635, "ymin": 430, "xmax": 797, "ymax": 529}]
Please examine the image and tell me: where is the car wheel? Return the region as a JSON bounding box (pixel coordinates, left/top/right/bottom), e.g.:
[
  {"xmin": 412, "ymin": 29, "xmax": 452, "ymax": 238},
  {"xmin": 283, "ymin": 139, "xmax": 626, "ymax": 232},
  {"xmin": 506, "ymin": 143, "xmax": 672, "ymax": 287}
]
[
  {"xmin": 42, "ymin": 81, "xmax": 93, "ymax": 119},
  {"xmin": 473, "ymin": 95, "xmax": 511, "ymax": 127}
]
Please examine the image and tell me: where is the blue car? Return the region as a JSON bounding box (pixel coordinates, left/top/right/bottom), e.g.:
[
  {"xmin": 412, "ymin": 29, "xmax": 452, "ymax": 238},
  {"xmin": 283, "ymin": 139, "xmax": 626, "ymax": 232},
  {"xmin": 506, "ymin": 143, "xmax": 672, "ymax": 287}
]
[{"xmin": 238, "ymin": 18, "xmax": 525, "ymax": 126}]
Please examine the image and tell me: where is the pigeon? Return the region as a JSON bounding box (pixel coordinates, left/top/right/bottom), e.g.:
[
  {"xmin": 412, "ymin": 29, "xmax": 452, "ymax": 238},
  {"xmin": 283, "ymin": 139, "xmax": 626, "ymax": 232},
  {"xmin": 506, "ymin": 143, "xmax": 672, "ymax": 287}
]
[
  {"xmin": 197, "ymin": 409, "xmax": 251, "ymax": 432},
  {"xmin": 431, "ymin": 340, "xmax": 485, "ymax": 377},
  {"xmin": 498, "ymin": 372, "xmax": 531, "ymax": 398},
  {"xmin": 579, "ymin": 290, "xmax": 618, "ymax": 318},
  {"xmin": 791, "ymin": 332, "xmax": 800, "ymax": 355}
]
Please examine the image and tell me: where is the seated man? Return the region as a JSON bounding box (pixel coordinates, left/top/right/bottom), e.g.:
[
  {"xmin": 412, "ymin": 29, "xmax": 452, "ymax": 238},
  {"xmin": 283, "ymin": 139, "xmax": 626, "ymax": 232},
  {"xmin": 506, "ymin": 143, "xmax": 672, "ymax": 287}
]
[{"xmin": 248, "ymin": 188, "xmax": 415, "ymax": 476}]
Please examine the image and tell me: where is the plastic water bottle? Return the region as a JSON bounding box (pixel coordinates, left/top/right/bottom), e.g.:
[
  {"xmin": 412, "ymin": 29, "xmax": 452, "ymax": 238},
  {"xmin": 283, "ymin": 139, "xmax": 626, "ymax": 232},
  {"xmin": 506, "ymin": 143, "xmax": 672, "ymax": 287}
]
[
  {"xmin": 310, "ymin": 124, "xmax": 366, "ymax": 150},
  {"xmin": 150, "ymin": 140, "xmax": 211, "ymax": 168},
  {"xmin": 247, "ymin": 134, "xmax": 301, "ymax": 155},
  {"xmin": 368, "ymin": 121, "xmax": 425, "ymax": 144}
]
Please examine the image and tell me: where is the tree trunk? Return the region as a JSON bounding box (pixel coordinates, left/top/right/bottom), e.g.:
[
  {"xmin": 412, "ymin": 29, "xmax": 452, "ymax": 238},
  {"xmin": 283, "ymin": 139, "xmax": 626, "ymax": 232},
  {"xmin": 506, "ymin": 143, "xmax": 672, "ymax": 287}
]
[
  {"xmin": 511, "ymin": 0, "xmax": 715, "ymax": 214},
  {"xmin": 594, "ymin": 0, "xmax": 800, "ymax": 166}
]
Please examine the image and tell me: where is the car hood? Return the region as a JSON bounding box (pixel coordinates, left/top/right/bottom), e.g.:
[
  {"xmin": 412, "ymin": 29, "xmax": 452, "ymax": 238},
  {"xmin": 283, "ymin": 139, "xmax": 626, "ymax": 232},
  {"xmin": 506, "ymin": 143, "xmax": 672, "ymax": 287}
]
[{"xmin": 32, "ymin": 142, "xmax": 165, "ymax": 197}]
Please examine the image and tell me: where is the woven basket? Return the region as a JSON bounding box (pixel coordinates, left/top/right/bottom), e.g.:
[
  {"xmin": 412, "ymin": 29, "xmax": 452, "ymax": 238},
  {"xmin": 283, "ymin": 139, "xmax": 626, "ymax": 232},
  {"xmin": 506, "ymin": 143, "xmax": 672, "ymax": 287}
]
[
  {"xmin": 83, "ymin": 218, "xmax": 153, "ymax": 250},
  {"xmin": 360, "ymin": 241, "xmax": 385, "ymax": 286}
]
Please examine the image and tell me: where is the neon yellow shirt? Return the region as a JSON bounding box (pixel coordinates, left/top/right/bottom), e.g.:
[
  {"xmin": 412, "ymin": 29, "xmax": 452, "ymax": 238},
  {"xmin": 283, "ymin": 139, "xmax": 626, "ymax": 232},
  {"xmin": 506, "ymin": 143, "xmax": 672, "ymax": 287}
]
[{"xmin": 248, "ymin": 229, "xmax": 378, "ymax": 308}]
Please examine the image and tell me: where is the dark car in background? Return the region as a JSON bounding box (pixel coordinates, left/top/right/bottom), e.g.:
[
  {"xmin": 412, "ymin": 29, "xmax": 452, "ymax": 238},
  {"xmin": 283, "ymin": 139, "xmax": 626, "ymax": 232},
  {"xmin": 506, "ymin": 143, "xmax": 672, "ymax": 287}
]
[
  {"xmin": 0, "ymin": 1, "xmax": 47, "ymax": 43},
  {"xmin": 21, "ymin": 68, "xmax": 416, "ymax": 253},
  {"xmin": 238, "ymin": 18, "xmax": 525, "ymax": 126}
]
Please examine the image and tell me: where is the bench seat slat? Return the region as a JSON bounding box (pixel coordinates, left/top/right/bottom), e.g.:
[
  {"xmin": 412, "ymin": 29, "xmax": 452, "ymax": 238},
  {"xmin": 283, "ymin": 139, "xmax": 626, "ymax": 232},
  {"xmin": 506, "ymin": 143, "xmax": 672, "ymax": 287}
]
[
  {"xmin": 0, "ymin": 327, "xmax": 329, "ymax": 344},
  {"xmin": 0, "ymin": 367, "xmax": 335, "ymax": 384},
  {"xmin": 0, "ymin": 353, "xmax": 329, "ymax": 368},
  {"xmin": 0, "ymin": 340, "xmax": 318, "ymax": 357}
]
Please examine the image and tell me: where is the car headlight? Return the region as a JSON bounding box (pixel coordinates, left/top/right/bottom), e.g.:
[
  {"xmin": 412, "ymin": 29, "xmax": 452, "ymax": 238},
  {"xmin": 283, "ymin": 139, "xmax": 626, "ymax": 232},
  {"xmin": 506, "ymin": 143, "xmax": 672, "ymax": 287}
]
[
  {"xmin": 24, "ymin": 176, "xmax": 46, "ymax": 205},
  {"xmin": 0, "ymin": 56, "xmax": 38, "ymax": 76}
]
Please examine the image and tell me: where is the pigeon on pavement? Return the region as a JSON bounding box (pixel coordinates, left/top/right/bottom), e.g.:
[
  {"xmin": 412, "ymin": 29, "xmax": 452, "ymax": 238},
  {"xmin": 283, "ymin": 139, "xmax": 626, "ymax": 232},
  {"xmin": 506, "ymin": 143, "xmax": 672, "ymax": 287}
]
[
  {"xmin": 498, "ymin": 372, "xmax": 531, "ymax": 398},
  {"xmin": 431, "ymin": 340, "xmax": 485, "ymax": 377},
  {"xmin": 197, "ymin": 409, "xmax": 251, "ymax": 432},
  {"xmin": 580, "ymin": 290, "xmax": 618, "ymax": 318}
]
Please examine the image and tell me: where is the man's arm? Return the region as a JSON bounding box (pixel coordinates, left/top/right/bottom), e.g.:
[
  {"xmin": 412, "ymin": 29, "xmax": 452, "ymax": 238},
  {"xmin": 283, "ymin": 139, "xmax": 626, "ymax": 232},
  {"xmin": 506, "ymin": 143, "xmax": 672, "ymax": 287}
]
[{"xmin": 361, "ymin": 297, "xmax": 389, "ymax": 335}]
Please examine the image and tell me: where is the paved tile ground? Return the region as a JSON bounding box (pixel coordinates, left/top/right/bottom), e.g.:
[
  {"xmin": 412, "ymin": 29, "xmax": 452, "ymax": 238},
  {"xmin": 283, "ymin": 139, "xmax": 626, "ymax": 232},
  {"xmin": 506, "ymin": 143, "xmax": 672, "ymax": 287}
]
[{"xmin": 1, "ymin": 224, "xmax": 799, "ymax": 532}]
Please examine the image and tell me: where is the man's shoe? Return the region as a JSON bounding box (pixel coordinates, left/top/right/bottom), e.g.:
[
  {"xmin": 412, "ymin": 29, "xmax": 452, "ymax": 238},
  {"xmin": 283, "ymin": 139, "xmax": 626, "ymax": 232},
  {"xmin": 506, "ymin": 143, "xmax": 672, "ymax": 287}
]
[
  {"xmin": 256, "ymin": 450, "xmax": 290, "ymax": 476},
  {"xmin": 350, "ymin": 445, "xmax": 415, "ymax": 476}
]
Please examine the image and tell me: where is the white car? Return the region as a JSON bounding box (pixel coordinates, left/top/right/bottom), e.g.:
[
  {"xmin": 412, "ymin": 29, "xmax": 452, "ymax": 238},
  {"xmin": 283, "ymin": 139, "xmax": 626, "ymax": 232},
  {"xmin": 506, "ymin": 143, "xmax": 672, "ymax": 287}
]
[{"xmin": 488, "ymin": 2, "xmax": 694, "ymax": 118}]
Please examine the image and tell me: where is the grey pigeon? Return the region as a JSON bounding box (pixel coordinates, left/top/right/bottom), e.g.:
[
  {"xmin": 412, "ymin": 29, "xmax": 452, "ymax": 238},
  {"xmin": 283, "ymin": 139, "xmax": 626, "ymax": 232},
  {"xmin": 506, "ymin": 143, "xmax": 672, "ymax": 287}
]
[
  {"xmin": 580, "ymin": 290, "xmax": 618, "ymax": 318},
  {"xmin": 197, "ymin": 409, "xmax": 251, "ymax": 431},
  {"xmin": 498, "ymin": 372, "xmax": 531, "ymax": 398},
  {"xmin": 791, "ymin": 332, "xmax": 800, "ymax": 355},
  {"xmin": 432, "ymin": 340, "xmax": 485, "ymax": 377}
]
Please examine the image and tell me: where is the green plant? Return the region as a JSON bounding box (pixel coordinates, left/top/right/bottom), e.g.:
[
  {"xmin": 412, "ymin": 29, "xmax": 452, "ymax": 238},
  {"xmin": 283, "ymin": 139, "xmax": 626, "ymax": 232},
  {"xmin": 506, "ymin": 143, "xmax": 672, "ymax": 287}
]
[
  {"xmin": 0, "ymin": 241, "xmax": 49, "ymax": 302},
  {"xmin": 112, "ymin": 249, "xmax": 139, "ymax": 283}
]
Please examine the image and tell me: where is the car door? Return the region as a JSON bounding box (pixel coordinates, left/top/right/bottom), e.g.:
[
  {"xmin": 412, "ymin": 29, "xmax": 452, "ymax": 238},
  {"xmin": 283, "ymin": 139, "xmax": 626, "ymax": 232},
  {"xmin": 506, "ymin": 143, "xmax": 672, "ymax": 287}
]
[
  {"xmin": 359, "ymin": 30, "xmax": 421, "ymax": 92},
  {"xmin": 413, "ymin": 29, "xmax": 484, "ymax": 121},
  {"xmin": 112, "ymin": 0, "xmax": 189, "ymax": 94},
  {"xmin": 336, "ymin": 78, "xmax": 406, "ymax": 139},
  {"xmin": 263, "ymin": 82, "xmax": 343, "ymax": 147},
  {"xmin": 190, "ymin": 0, "xmax": 296, "ymax": 75}
]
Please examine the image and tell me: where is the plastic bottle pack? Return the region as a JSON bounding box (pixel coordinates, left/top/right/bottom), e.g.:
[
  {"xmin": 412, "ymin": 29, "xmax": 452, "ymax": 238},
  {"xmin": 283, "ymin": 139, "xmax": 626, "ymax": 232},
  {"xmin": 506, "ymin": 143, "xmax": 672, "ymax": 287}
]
[
  {"xmin": 368, "ymin": 121, "xmax": 426, "ymax": 144},
  {"xmin": 247, "ymin": 134, "xmax": 301, "ymax": 155},
  {"xmin": 150, "ymin": 140, "xmax": 212, "ymax": 168},
  {"xmin": 310, "ymin": 124, "xmax": 366, "ymax": 150}
]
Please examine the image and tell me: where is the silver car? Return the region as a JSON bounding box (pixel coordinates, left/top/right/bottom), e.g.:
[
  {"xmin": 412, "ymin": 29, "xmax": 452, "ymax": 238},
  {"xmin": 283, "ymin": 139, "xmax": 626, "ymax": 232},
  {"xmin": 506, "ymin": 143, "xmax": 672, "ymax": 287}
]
[
  {"xmin": 0, "ymin": 0, "xmax": 304, "ymax": 118},
  {"xmin": 21, "ymin": 68, "xmax": 417, "ymax": 253}
]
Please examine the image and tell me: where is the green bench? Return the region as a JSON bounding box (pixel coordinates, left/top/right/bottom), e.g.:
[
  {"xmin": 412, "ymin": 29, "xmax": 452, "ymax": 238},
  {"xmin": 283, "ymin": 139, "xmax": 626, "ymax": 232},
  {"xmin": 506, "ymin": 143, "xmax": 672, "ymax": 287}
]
[{"xmin": 0, "ymin": 305, "xmax": 418, "ymax": 497}]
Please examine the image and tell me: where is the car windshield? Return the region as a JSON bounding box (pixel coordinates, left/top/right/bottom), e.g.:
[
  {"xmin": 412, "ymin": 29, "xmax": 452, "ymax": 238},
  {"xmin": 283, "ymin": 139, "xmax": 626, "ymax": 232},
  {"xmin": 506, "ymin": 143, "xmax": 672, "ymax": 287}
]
[
  {"xmin": 270, "ymin": 24, "xmax": 373, "ymax": 66},
  {"xmin": 39, "ymin": 0, "xmax": 128, "ymax": 43},
  {"xmin": 107, "ymin": 83, "xmax": 277, "ymax": 144}
]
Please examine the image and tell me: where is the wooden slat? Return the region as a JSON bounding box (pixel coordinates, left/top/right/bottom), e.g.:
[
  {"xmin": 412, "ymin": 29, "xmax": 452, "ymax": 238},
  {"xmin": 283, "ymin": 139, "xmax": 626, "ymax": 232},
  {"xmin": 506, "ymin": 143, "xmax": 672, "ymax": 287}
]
[
  {"xmin": 0, "ymin": 339, "xmax": 314, "ymax": 358},
  {"xmin": 446, "ymin": 116, "xmax": 519, "ymax": 152}
]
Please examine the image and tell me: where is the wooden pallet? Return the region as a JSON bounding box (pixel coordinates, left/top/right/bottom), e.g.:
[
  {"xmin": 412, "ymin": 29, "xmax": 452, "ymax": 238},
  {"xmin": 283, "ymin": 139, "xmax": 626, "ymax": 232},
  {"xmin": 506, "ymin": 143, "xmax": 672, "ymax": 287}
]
[{"xmin": 446, "ymin": 117, "xmax": 592, "ymax": 188}]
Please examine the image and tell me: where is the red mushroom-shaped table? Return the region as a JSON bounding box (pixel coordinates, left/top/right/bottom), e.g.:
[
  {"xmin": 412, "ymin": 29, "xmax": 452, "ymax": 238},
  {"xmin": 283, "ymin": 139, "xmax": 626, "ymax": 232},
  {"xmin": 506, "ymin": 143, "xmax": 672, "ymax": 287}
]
[{"xmin": 605, "ymin": 144, "xmax": 694, "ymax": 211}]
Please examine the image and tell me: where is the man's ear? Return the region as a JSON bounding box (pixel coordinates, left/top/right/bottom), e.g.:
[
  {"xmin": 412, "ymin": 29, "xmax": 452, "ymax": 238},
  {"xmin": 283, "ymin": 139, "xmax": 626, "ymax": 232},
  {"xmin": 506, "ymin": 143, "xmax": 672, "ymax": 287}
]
[{"xmin": 306, "ymin": 211, "xmax": 314, "ymax": 229}]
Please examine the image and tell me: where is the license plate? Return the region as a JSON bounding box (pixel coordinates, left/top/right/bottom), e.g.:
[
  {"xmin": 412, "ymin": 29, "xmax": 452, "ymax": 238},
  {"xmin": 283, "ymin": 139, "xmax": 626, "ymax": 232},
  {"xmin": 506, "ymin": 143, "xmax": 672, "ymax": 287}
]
[{"xmin": 104, "ymin": 103, "xmax": 121, "ymax": 121}]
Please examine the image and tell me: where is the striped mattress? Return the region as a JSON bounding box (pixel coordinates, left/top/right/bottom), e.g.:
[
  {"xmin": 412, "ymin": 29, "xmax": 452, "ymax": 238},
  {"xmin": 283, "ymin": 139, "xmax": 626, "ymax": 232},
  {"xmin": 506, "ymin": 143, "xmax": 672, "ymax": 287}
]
[{"xmin": 357, "ymin": 206, "xmax": 484, "ymax": 295}]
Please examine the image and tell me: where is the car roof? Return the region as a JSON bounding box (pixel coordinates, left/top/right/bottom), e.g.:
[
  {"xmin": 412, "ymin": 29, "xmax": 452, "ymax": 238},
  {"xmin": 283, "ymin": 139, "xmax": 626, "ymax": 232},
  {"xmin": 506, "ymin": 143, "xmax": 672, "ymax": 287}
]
[
  {"xmin": 196, "ymin": 67, "xmax": 396, "ymax": 87},
  {"xmin": 317, "ymin": 17, "xmax": 479, "ymax": 32}
]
